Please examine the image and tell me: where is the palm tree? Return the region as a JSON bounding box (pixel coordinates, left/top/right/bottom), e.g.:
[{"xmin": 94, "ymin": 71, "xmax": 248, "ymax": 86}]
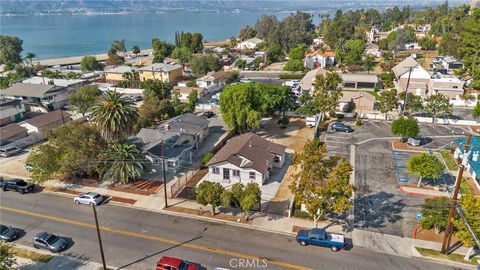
[
  {"xmin": 91, "ymin": 91, "xmax": 139, "ymax": 143},
  {"xmin": 103, "ymin": 142, "xmax": 144, "ymax": 184},
  {"xmin": 333, "ymin": 38, "xmax": 350, "ymax": 65},
  {"xmin": 25, "ymin": 52, "xmax": 36, "ymax": 66}
]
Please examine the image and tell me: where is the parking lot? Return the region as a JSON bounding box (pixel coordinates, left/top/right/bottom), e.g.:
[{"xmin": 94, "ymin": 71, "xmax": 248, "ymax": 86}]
[{"xmin": 323, "ymin": 119, "xmax": 472, "ymax": 237}]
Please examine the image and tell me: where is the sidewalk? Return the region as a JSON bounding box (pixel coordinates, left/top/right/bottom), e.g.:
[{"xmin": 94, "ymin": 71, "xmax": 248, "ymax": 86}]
[{"xmin": 399, "ymin": 184, "xmax": 452, "ymax": 198}]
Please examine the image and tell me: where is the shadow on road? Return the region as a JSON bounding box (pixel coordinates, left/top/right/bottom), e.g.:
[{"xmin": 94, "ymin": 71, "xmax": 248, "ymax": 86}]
[
  {"xmin": 116, "ymin": 228, "xmax": 208, "ymax": 269},
  {"xmin": 354, "ymin": 191, "xmax": 406, "ymax": 229}
]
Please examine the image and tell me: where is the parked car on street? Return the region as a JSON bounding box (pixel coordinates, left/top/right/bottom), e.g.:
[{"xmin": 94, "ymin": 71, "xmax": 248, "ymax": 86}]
[
  {"xmin": 306, "ymin": 115, "xmax": 318, "ymax": 127},
  {"xmin": 202, "ymin": 111, "xmax": 215, "ymax": 118},
  {"xmin": 156, "ymin": 256, "xmax": 198, "ymax": 270},
  {"xmin": 331, "ymin": 122, "xmax": 354, "ymax": 133},
  {"xmin": 0, "ymin": 178, "xmax": 35, "ymax": 194},
  {"xmin": 0, "ymin": 146, "xmax": 22, "ymax": 157},
  {"xmin": 296, "ymin": 228, "xmax": 345, "ymax": 251},
  {"xmin": 33, "ymin": 232, "xmax": 67, "ymax": 253},
  {"xmin": 0, "ymin": 225, "xmax": 19, "ymax": 242},
  {"xmin": 407, "ymin": 137, "xmax": 421, "ymax": 147},
  {"xmin": 73, "ymin": 192, "xmax": 104, "ymax": 205}
]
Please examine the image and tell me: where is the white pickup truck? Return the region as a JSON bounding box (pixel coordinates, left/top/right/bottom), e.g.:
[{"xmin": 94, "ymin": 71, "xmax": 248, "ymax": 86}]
[{"xmin": 305, "ymin": 115, "xmax": 318, "ymax": 127}]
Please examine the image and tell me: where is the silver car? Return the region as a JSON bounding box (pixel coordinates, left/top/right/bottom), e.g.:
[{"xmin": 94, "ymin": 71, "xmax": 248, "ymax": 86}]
[{"xmin": 73, "ymin": 192, "xmax": 103, "ymax": 205}]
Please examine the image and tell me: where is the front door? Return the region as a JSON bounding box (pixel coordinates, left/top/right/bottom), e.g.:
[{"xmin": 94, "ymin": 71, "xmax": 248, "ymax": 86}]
[{"xmin": 223, "ymin": 168, "xmax": 230, "ymax": 180}]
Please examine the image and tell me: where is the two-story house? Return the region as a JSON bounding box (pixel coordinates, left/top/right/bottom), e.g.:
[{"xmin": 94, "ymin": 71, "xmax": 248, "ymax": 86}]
[
  {"xmin": 1, "ymin": 83, "xmax": 68, "ymax": 112},
  {"xmin": 206, "ymin": 133, "xmax": 286, "ymax": 188},
  {"xmin": 138, "ymin": 63, "xmax": 183, "ymax": 84},
  {"xmin": 103, "ymin": 66, "xmax": 138, "ymax": 84},
  {"xmin": 195, "ymin": 70, "xmax": 225, "ymax": 91},
  {"xmin": 0, "ymin": 98, "xmax": 25, "ymax": 126},
  {"xmin": 304, "ymin": 50, "xmax": 335, "ymax": 69}
]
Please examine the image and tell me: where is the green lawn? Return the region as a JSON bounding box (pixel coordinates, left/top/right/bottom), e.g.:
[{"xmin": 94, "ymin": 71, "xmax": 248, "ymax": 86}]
[
  {"xmin": 415, "ymin": 247, "xmax": 479, "ymax": 266},
  {"xmin": 11, "ymin": 246, "xmax": 54, "ymax": 263},
  {"xmin": 440, "ymin": 151, "xmax": 459, "ymax": 171},
  {"xmin": 460, "ymin": 179, "xmax": 473, "ymax": 194}
]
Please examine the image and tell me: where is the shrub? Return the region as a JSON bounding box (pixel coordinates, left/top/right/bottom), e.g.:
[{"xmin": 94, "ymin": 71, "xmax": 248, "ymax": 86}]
[
  {"xmin": 355, "ymin": 118, "xmax": 363, "ymax": 126},
  {"xmin": 279, "ymin": 73, "xmax": 305, "ymax": 80},
  {"xmin": 336, "ymin": 113, "xmax": 345, "ymax": 120},
  {"xmin": 277, "ymin": 116, "xmax": 289, "ymax": 127},
  {"xmin": 200, "ymin": 152, "xmax": 214, "ymax": 164}
]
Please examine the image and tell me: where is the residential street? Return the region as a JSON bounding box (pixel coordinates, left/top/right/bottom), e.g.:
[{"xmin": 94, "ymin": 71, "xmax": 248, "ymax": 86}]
[{"xmin": 0, "ymin": 191, "xmax": 459, "ymax": 270}]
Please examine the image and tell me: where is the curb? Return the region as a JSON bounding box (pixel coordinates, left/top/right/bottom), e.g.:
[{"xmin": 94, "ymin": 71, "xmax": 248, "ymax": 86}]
[
  {"xmin": 411, "ymin": 247, "xmax": 478, "ymax": 270},
  {"xmin": 399, "ymin": 185, "xmax": 448, "ymax": 198}
]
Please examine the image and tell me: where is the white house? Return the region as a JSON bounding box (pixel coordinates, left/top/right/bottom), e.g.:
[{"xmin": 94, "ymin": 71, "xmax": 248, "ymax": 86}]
[
  {"xmin": 206, "ymin": 133, "xmax": 286, "ymax": 188},
  {"xmin": 173, "ymin": 86, "xmax": 205, "ymax": 102},
  {"xmin": 403, "ymin": 43, "xmax": 422, "ymax": 50},
  {"xmin": 304, "ymin": 50, "xmax": 335, "ymax": 69},
  {"xmin": 236, "ymin": 37, "xmax": 264, "ymax": 50},
  {"xmin": 393, "ymin": 57, "xmax": 431, "ymax": 97},
  {"xmin": 1, "ymin": 83, "xmax": 69, "ymax": 112},
  {"xmin": 195, "ymin": 70, "xmax": 225, "ymax": 91}
]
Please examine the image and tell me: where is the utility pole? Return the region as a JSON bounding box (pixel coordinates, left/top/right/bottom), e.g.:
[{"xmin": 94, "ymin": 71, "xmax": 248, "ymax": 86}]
[
  {"xmin": 92, "ymin": 204, "xmax": 107, "ymax": 270},
  {"xmin": 402, "ymin": 66, "xmax": 413, "ymax": 116},
  {"xmin": 161, "ymin": 139, "xmax": 168, "ymax": 209},
  {"xmin": 441, "ymin": 134, "xmax": 471, "ymax": 254}
]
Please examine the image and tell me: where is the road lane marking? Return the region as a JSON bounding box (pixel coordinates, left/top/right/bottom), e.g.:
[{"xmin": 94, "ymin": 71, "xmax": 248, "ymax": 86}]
[{"xmin": 0, "ymin": 205, "xmax": 311, "ymax": 270}]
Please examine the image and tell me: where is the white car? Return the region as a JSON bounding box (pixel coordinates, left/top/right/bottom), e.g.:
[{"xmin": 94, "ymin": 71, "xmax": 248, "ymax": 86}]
[{"xmin": 73, "ymin": 192, "xmax": 104, "ymax": 205}]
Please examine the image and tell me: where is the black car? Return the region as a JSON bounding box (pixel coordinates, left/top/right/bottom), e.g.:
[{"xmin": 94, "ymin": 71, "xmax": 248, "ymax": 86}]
[
  {"xmin": 202, "ymin": 111, "xmax": 215, "ymax": 118},
  {"xmin": 0, "ymin": 178, "xmax": 35, "ymax": 194},
  {"xmin": 331, "ymin": 122, "xmax": 354, "ymax": 133},
  {"xmin": 33, "ymin": 232, "xmax": 67, "ymax": 253},
  {"xmin": 0, "ymin": 225, "xmax": 19, "ymax": 242}
]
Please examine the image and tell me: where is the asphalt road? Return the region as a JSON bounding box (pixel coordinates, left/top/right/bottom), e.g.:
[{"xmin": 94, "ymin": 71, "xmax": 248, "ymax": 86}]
[{"xmin": 0, "ymin": 191, "xmax": 460, "ymax": 270}]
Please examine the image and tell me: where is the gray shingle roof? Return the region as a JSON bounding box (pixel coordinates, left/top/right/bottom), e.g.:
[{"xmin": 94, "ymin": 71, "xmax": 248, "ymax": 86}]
[
  {"xmin": 139, "ymin": 63, "xmax": 182, "ymax": 73},
  {"xmin": 157, "ymin": 113, "xmax": 208, "ymax": 135},
  {"xmin": 392, "ymin": 57, "xmax": 419, "ymax": 78},
  {"xmin": 1, "ymin": 83, "xmax": 65, "ymax": 98}
]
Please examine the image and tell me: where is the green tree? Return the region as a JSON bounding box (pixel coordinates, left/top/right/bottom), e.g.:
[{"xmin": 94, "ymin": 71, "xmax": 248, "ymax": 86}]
[
  {"xmin": 254, "ymin": 14, "xmax": 280, "ymax": 40},
  {"xmin": 132, "ymin": 45, "xmax": 141, "ymax": 56},
  {"xmin": 452, "ymin": 193, "xmax": 480, "ymax": 261},
  {"xmin": 472, "ymin": 101, "xmax": 480, "ymax": 119},
  {"xmin": 420, "ymin": 197, "xmax": 449, "ymax": 233},
  {"xmin": 283, "ymin": 59, "xmax": 304, "ymax": 71},
  {"xmin": 459, "ymin": 9, "xmax": 480, "ymax": 89},
  {"xmin": 121, "ymin": 70, "xmax": 141, "ymax": 88},
  {"xmin": 296, "ymin": 93, "xmax": 318, "ymax": 116},
  {"xmin": 191, "ymin": 32, "xmax": 204, "ymax": 53},
  {"xmin": 221, "ymin": 182, "xmax": 261, "ymax": 219},
  {"xmin": 225, "ymin": 71, "xmax": 239, "ymax": 83},
  {"xmin": 24, "ymin": 52, "xmax": 36, "ymax": 65},
  {"xmin": 418, "ymin": 37, "xmax": 437, "ymax": 50},
  {"xmin": 341, "ymin": 39, "xmax": 366, "ymax": 66},
  {"xmin": 139, "ymin": 97, "xmax": 174, "ymax": 127},
  {"xmin": 91, "ymin": 91, "xmax": 139, "ymax": 143},
  {"xmin": 391, "ymin": 116, "xmax": 420, "ymax": 141},
  {"xmin": 239, "ymin": 25, "xmax": 256, "ymax": 41},
  {"xmin": 196, "ymin": 180, "xmax": 225, "ymax": 215},
  {"xmin": 406, "ymin": 153, "xmax": 445, "ymax": 187},
  {"xmin": 103, "ymin": 142, "xmax": 144, "ymax": 185},
  {"xmin": 290, "ymin": 140, "xmax": 354, "ymax": 227},
  {"xmin": 259, "ymin": 84, "xmax": 297, "ymax": 116},
  {"xmin": 229, "ymin": 37, "xmax": 238, "ymax": 48},
  {"xmin": 268, "ymin": 11, "xmax": 314, "ymax": 52},
  {"xmin": 111, "ymin": 39, "xmax": 126, "ymax": 55},
  {"xmin": 234, "ymin": 59, "xmax": 247, "ymax": 70},
  {"xmin": 106, "ymin": 47, "xmax": 124, "ymax": 66},
  {"xmin": 0, "ymin": 35, "xmax": 23, "ymax": 65},
  {"xmin": 0, "ymin": 242, "xmax": 16, "ymax": 270},
  {"xmin": 399, "ymin": 92, "xmax": 424, "ymax": 112},
  {"xmin": 171, "ymin": 47, "xmax": 193, "ymax": 65},
  {"xmin": 27, "ymin": 122, "xmax": 107, "ymax": 183},
  {"xmin": 190, "ymin": 54, "xmax": 219, "ymax": 76},
  {"xmin": 80, "ymin": 56, "xmax": 102, "ymax": 72},
  {"xmin": 313, "ymin": 73, "xmax": 343, "ymax": 120},
  {"xmin": 200, "ymin": 152, "xmax": 214, "ymax": 164},
  {"xmin": 69, "ymin": 85, "xmax": 102, "ymax": 116},
  {"xmin": 186, "ymin": 90, "xmax": 198, "ymax": 112},
  {"xmin": 424, "ymin": 93, "xmax": 452, "ymax": 123},
  {"xmin": 220, "ymin": 83, "xmax": 260, "ymax": 132},
  {"xmin": 363, "ymin": 55, "xmax": 375, "ymax": 74},
  {"xmin": 142, "ymin": 79, "xmax": 172, "ymax": 100},
  {"xmin": 152, "ymin": 38, "xmax": 174, "ymax": 63},
  {"xmin": 377, "ymin": 89, "xmax": 398, "ymax": 120}
]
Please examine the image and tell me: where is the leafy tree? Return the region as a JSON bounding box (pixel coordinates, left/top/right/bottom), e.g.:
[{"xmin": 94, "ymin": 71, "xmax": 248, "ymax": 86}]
[
  {"xmin": 225, "ymin": 71, "xmax": 239, "ymax": 83},
  {"xmin": 220, "ymin": 83, "xmax": 260, "ymax": 132},
  {"xmin": 259, "ymin": 84, "xmax": 297, "ymax": 116},
  {"xmin": 283, "ymin": 59, "xmax": 304, "ymax": 71},
  {"xmin": 418, "ymin": 37, "xmax": 437, "ymax": 50},
  {"xmin": 200, "ymin": 152, "xmax": 214, "ymax": 164},
  {"xmin": 420, "ymin": 197, "xmax": 449, "ymax": 233},
  {"xmin": 363, "ymin": 55, "xmax": 375, "ymax": 74},
  {"xmin": 139, "ymin": 97, "xmax": 174, "ymax": 127},
  {"xmin": 254, "ymin": 15, "xmax": 280, "ymax": 40},
  {"xmin": 377, "ymin": 89, "xmax": 398, "ymax": 120},
  {"xmin": 69, "ymin": 86, "xmax": 102, "ymax": 116},
  {"xmin": 424, "ymin": 93, "xmax": 452, "ymax": 123},
  {"xmin": 290, "ymin": 140, "xmax": 354, "ymax": 227},
  {"xmin": 132, "ymin": 45, "xmax": 141, "ymax": 56},
  {"xmin": 438, "ymin": 33, "xmax": 458, "ymax": 57},
  {"xmin": 472, "ymin": 101, "xmax": 480, "ymax": 119},
  {"xmin": 313, "ymin": 73, "xmax": 343, "ymax": 120},
  {"xmin": 387, "ymin": 28, "xmax": 416, "ymax": 51},
  {"xmin": 196, "ymin": 180, "xmax": 225, "ymax": 215},
  {"xmin": 452, "ymin": 193, "xmax": 480, "ymax": 261},
  {"xmin": 288, "ymin": 44, "xmax": 307, "ymax": 61},
  {"xmin": 221, "ymin": 182, "xmax": 261, "ymax": 219},
  {"xmin": 121, "ymin": 70, "xmax": 141, "ymax": 88},
  {"xmin": 296, "ymin": 93, "xmax": 318, "ymax": 116},
  {"xmin": 391, "ymin": 116, "xmax": 419, "ymax": 140},
  {"xmin": 103, "ymin": 142, "xmax": 144, "ymax": 185},
  {"xmin": 338, "ymin": 39, "xmax": 365, "ymax": 66},
  {"xmin": 111, "ymin": 39, "xmax": 126, "ymax": 55},
  {"xmin": 399, "ymin": 92, "xmax": 423, "ymax": 112},
  {"xmin": 0, "ymin": 242, "xmax": 16, "ymax": 270},
  {"xmin": 80, "ymin": 56, "xmax": 102, "ymax": 72},
  {"xmin": 191, "ymin": 32, "xmax": 204, "ymax": 53},
  {"xmin": 246, "ymin": 110, "xmax": 262, "ymax": 130},
  {"xmin": 27, "ymin": 122, "xmax": 107, "ymax": 183},
  {"xmin": 229, "ymin": 37, "xmax": 237, "ymax": 48},
  {"xmin": 106, "ymin": 47, "xmax": 124, "ymax": 66},
  {"xmin": 407, "ymin": 153, "xmax": 445, "ymax": 187},
  {"xmin": 171, "ymin": 47, "xmax": 192, "ymax": 65},
  {"xmin": 239, "ymin": 25, "xmax": 256, "ymax": 41},
  {"xmin": 267, "ymin": 11, "xmax": 314, "ymax": 52},
  {"xmin": 0, "ymin": 35, "xmax": 23, "ymax": 65},
  {"xmin": 234, "ymin": 59, "xmax": 247, "ymax": 70},
  {"xmin": 186, "ymin": 90, "xmax": 198, "ymax": 112},
  {"xmin": 459, "ymin": 9, "xmax": 480, "ymax": 89},
  {"xmin": 190, "ymin": 54, "xmax": 219, "ymax": 76},
  {"xmin": 171, "ymin": 89, "xmax": 187, "ymax": 115},
  {"xmin": 142, "ymin": 79, "xmax": 172, "ymax": 100},
  {"xmin": 91, "ymin": 91, "xmax": 139, "ymax": 143},
  {"xmin": 320, "ymin": 14, "xmax": 355, "ymax": 49},
  {"xmin": 152, "ymin": 38, "xmax": 174, "ymax": 63},
  {"xmin": 24, "ymin": 52, "xmax": 36, "ymax": 65},
  {"xmin": 381, "ymin": 51, "xmax": 393, "ymax": 61}
]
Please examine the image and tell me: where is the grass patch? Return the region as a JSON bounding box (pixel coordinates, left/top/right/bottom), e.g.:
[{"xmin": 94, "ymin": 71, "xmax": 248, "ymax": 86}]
[
  {"xmin": 279, "ymin": 73, "xmax": 305, "ymax": 80},
  {"xmin": 440, "ymin": 151, "xmax": 458, "ymax": 171},
  {"xmin": 11, "ymin": 246, "xmax": 54, "ymax": 263},
  {"xmin": 460, "ymin": 179, "xmax": 473, "ymax": 195},
  {"xmin": 415, "ymin": 247, "xmax": 479, "ymax": 266}
]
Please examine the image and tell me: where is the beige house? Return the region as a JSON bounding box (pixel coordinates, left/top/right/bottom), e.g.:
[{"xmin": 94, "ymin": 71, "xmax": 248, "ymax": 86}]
[
  {"xmin": 173, "ymin": 86, "xmax": 205, "ymax": 102},
  {"xmin": 299, "ymin": 68, "xmax": 327, "ymax": 95},
  {"xmin": 393, "ymin": 57, "xmax": 431, "ymax": 97},
  {"xmin": 104, "ymin": 66, "xmax": 137, "ymax": 84},
  {"xmin": 338, "ymin": 91, "xmax": 376, "ymax": 113},
  {"xmin": 196, "ymin": 70, "xmax": 225, "ymax": 90},
  {"xmin": 429, "ymin": 75, "xmax": 465, "ymax": 99},
  {"xmin": 139, "ymin": 63, "xmax": 183, "ymax": 84}
]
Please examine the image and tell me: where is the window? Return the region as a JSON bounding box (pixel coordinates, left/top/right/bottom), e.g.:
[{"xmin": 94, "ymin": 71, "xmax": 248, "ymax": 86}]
[
  {"xmin": 232, "ymin": 170, "xmax": 240, "ymax": 177},
  {"xmin": 453, "ymin": 86, "xmax": 458, "ymax": 89},
  {"xmin": 249, "ymin": 172, "xmax": 256, "ymax": 179},
  {"xmin": 212, "ymin": 167, "xmax": 220, "ymax": 174},
  {"xmin": 274, "ymin": 155, "xmax": 281, "ymax": 163}
]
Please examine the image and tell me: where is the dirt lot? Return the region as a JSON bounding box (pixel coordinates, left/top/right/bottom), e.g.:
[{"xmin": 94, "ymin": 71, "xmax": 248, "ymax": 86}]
[{"xmin": 0, "ymin": 151, "xmax": 31, "ymax": 178}]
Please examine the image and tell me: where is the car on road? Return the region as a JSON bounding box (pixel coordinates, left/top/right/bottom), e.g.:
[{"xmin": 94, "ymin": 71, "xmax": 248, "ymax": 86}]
[
  {"xmin": 0, "ymin": 225, "xmax": 19, "ymax": 242},
  {"xmin": 33, "ymin": 232, "xmax": 67, "ymax": 253},
  {"xmin": 296, "ymin": 228, "xmax": 345, "ymax": 251},
  {"xmin": 207, "ymin": 98, "xmax": 219, "ymax": 105},
  {"xmin": 331, "ymin": 122, "xmax": 354, "ymax": 133},
  {"xmin": 130, "ymin": 95, "xmax": 143, "ymax": 102},
  {"xmin": 407, "ymin": 137, "xmax": 421, "ymax": 146},
  {"xmin": 0, "ymin": 178, "xmax": 35, "ymax": 194},
  {"xmin": 156, "ymin": 256, "xmax": 198, "ymax": 270},
  {"xmin": 202, "ymin": 111, "xmax": 215, "ymax": 118},
  {"xmin": 0, "ymin": 146, "xmax": 22, "ymax": 157},
  {"xmin": 73, "ymin": 192, "xmax": 104, "ymax": 205}
]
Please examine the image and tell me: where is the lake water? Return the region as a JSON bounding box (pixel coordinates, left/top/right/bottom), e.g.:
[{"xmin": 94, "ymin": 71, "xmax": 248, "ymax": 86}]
[{"xmin": 0, "ymin": 11, "xmax": 322, "ymax": 60}]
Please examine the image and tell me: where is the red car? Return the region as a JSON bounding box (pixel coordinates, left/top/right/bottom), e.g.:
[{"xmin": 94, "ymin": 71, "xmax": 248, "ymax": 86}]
[{"xmin": 156, "ymin": 256, "xmax": 198, "ymax": 270}]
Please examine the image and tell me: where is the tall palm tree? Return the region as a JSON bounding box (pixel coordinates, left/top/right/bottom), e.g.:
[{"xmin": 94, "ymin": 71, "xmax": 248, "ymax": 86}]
[
  {"xmin": 333, "ymin": 38, "xmax": 350, "ymax": 66},
  {"xmin": 103, "ymin": 142, "xmax": 144, "ymax": 184},
  {"xmin": 91, "ymin": 90, "xmax": 139, "ymax": 143},
  {"xmin": 25, "ymin": 52, "xmax": 36, "ymax": 66}
]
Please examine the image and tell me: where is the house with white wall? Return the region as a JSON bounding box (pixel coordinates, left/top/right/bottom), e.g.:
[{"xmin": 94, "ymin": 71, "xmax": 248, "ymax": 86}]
[
  {"xmin": 1, "ymin": 83, "xmax": 69, "ymax": 112},
  {"xmin": 206, "ymin": 133, "xmax": 286, "ymax": 188},
  {"xmin": 304, "ymin": 50, "xmax": 335, "ymax": 69},
  {"xmin": 236, "ymin": 38, "xmax": 264, "ymax": 50}
]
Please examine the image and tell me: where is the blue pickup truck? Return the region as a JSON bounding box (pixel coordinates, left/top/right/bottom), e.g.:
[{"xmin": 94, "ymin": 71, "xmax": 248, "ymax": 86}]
[{"xmin": 296, "ymin": 228, "xmax": 345, "ymax": 251}]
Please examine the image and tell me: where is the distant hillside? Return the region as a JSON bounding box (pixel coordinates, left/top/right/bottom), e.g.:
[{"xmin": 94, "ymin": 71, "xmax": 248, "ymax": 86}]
[{"xmin": 0, "ymin": 0, "xmax": 469, "ymax": 15}]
